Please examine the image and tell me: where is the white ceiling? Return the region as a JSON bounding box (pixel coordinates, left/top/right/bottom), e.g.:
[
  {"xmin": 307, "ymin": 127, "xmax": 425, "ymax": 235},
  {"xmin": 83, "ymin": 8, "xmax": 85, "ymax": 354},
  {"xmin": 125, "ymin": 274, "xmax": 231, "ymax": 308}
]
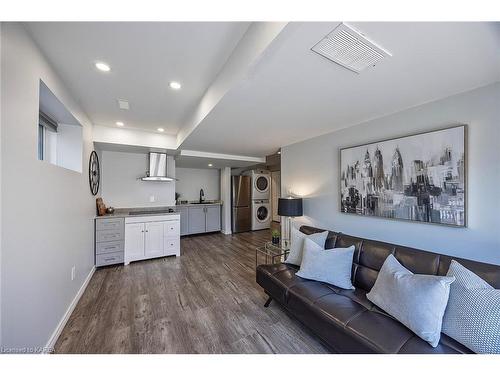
[
  {"xmin": 26, "ymin": 22, "xmax": 500, "ymax": 159},
  {"xmin": 181, "ymin": 22, "xmax": 500, "ymax": 156},
  {"xmin": 26, "ymin": 22, "xmax": 250, "ymax": 134}
]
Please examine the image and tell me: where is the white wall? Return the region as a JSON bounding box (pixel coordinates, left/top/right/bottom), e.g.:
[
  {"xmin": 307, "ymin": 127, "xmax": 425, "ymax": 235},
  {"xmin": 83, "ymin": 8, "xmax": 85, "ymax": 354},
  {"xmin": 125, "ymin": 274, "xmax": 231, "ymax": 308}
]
[
  {"xmin": 1, "ymin": 23, "xmax": 95, "ymax": 350},
  {"xmin": 93, "ymin": 125, "xmax": 177, "ymax": 150},
  {"xmin": 282, "ymin": 82, "xmax": 500, "ymax": 266},
  {"xmin": 175, "ymin": 167, "xmax": 220, "ymax": 202},
  {"xmin": 100, "ymin": 151, "xmax": 176, "ymax": 208},
  {"xmin": 220, "ymin": 167, "xmax": 232, "ymax": 234},
  {"xmin": 56, "ymin": 123, "xmax": 83, "ymax": 172}
]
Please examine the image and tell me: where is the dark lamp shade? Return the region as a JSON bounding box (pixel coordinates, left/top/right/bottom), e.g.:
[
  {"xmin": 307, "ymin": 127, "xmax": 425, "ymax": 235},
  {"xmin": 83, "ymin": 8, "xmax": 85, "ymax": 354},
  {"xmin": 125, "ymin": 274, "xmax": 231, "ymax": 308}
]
[{"xmin": 278, "ymin": 198, "xmax": 303, "ymax": 217}]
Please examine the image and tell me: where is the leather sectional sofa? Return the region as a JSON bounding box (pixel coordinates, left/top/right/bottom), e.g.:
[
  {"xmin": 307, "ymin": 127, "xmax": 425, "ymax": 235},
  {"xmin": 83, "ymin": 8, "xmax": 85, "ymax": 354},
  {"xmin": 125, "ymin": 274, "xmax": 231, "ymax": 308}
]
[{"xmin": 256, "ymin": 225, "xmax": 500, "ymax": 354}]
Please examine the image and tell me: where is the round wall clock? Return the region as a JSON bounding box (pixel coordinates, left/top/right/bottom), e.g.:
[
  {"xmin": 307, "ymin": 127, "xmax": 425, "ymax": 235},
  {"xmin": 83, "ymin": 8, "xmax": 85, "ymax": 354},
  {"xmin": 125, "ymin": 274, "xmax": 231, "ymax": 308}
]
[{"xmin": 88, "ymin": 151, "xmax": 100, "ymax": 196}]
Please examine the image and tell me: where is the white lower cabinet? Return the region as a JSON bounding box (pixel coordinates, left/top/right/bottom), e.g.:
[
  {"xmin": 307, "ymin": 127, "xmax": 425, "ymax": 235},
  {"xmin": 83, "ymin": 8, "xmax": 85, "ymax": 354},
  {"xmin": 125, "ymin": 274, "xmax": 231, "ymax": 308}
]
[
  {"xmin": 145, "ymin": 221, "xmax": 165, "ymax": 258},
  {"xmin": 124, "ymin": 222, "xmax": 145, "ymax": 262},
  {"xmin": 124, "ymin": 214, "xmax": 180, "ymax": 265}
]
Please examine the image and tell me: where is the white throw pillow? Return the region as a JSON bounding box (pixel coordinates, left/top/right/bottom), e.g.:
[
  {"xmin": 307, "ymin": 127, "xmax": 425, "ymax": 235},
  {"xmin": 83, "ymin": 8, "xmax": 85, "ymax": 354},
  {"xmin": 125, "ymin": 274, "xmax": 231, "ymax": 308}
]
[
  {"xmin": 296, "ymin": 239, "xmax": 355, "ymax": 290},
  {"xmin": 366, "ymin": 254, "xmax": 455, "ymax": 347},
  {"xmin": 442, "ymin": 260, "xmax": 500, "ymax": 354},
  {"xmin": 285, "ymin": 227, "xmax": 328, "ymax": 266}
]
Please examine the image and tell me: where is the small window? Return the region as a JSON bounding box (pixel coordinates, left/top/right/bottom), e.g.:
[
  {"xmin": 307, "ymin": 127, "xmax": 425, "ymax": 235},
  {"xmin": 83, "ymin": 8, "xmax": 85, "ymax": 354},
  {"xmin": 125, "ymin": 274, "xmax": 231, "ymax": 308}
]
[
  {"xmin": 38, "ymin": 80, "xmax": 83, "ymax": 173},
  {"xmin": 38, "ymin": 111, "xmax": 58, "ymax": 163}
]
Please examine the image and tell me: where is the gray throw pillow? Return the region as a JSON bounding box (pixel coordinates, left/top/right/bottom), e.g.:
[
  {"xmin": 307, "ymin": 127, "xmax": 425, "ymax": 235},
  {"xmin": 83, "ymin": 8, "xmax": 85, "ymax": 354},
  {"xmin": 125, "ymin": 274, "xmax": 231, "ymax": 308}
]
[
  {"xmin": 285, "ymin": 227, "xmax": 328, "ymax": 266},
  {"xmin": 442, "ymin": 260, "xmax": 500, "ymax": 354},
  {"xmin": 296, "ymin": 238, "xmax": 355, "ymax": 290},
  {"xmin": 366, "ymin": 254, "xmax": 455, "ymax": 347}
]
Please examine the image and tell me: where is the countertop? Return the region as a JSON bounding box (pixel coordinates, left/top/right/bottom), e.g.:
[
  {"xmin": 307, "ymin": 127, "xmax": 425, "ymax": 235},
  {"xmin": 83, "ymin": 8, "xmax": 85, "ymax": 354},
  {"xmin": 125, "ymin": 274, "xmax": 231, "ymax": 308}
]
[{"xmin": 95, "ymin": 201, "xmax": 222, "ymax": 219}]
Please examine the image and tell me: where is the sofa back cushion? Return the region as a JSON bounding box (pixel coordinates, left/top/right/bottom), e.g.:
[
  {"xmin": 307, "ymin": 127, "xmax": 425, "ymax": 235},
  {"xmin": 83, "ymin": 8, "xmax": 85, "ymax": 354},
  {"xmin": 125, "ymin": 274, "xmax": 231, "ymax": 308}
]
[{"xmin": 299, "ymin": 225, "xmax": 500, "ymax": 291}]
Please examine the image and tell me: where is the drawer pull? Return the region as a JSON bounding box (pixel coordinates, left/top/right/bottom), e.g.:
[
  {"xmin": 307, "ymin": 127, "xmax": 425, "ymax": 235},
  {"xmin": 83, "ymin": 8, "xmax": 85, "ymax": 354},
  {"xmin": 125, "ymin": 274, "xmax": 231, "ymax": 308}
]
[
  {"xmin": 104, "ymin": 257, "xmax": 115, "ymax": 261},
  {"xmin": 105, "ymin": 246, "xmax": 115, "ymax": 250}
]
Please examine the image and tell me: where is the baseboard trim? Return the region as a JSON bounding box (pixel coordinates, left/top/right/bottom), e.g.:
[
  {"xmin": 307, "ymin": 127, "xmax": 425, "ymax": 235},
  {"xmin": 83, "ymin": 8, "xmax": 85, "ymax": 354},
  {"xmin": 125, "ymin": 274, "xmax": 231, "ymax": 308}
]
[{"xmin": 45, "ymin": 266, "xmax": 96, "ymax": 352}]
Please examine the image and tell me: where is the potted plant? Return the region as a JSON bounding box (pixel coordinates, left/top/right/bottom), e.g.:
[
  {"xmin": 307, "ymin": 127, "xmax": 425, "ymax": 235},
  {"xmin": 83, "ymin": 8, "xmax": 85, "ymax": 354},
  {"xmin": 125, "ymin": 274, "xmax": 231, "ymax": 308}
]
[{"xmin": 271, "ymin": 229, "xmax": 280, "ymax": 245}]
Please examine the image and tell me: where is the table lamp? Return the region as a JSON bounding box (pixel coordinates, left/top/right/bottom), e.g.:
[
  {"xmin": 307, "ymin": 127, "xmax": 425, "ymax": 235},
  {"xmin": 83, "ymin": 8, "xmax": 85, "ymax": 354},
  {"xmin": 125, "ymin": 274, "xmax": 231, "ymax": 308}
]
[{"xmin": 278, "ymin": 197, "xmax": 303, "ymax": 248}]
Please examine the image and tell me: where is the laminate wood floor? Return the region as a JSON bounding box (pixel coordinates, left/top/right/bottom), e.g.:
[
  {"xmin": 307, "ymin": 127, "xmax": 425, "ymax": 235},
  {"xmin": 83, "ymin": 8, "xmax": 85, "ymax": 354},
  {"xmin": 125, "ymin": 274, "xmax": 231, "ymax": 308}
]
[{"xmin": 54, "ymin": 230, "xmax": 329, "ymax": 353}]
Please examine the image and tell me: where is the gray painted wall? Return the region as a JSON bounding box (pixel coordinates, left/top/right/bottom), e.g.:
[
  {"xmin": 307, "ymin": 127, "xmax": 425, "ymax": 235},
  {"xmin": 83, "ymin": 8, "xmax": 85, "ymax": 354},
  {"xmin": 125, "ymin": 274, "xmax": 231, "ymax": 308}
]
[
  {"xmin": 175, "ymin": 167, "xmax": 220, "ymax": 202},
  {"xmin": 282, "ymin": 82, "xmax": 500, "ymax": 265},
  {"xmin": 1, "ymin": 23, "xmax": 95, "ymax": 349},
  {"xmin": 100, "ymin": 151, "xmax": 176, "ymax": 208}
]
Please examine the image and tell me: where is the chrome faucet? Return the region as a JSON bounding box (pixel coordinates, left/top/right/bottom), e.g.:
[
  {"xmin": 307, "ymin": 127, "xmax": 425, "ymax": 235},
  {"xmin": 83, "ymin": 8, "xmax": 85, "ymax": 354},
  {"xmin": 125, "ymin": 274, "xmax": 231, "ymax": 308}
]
[{"xmin": 199, "ymin": 188, "xmax": 205, "ymax": 203}]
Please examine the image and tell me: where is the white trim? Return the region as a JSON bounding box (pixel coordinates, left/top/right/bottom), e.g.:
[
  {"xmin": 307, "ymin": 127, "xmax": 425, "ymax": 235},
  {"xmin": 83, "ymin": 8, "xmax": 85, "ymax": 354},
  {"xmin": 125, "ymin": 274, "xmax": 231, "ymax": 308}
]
[
  {"xmin": 44, "ymin": 266, "xmax": 95, "ymax": 352},
  {"xmin": 179, "ymin": 149, "xmax": 265, "ymax": 163}
]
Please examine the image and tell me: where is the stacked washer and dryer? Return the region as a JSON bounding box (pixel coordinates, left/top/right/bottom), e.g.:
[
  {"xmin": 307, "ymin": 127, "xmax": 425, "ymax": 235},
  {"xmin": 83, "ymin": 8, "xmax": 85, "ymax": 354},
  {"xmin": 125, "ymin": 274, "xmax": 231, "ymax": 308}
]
[
  {"xmin": 231, "ymin": 169, "xmax": 271, "ymax": 232},
  {"xmin": 246, "ymin": 170, "xmax": 271, "ymax": 231}
]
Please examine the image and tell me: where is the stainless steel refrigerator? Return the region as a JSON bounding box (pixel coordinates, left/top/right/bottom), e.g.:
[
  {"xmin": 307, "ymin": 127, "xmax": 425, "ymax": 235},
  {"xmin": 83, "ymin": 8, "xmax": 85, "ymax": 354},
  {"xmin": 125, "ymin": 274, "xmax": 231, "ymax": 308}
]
[{"xmin": 231, "ymin": 175, "xmax": 252, "ymax": 233}]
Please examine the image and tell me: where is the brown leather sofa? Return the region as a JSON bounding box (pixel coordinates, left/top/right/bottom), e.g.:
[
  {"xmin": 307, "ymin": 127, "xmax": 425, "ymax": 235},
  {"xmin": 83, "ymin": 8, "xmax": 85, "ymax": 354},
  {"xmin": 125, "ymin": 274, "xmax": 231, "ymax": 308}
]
[{"xmin": 256, "ymin": 225, "xmax": 500, "ymax": 354}]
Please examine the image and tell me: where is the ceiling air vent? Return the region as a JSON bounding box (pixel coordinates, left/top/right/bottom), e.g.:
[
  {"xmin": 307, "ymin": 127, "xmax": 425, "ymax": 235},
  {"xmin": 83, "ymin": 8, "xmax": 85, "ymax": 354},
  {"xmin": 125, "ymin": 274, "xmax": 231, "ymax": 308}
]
[
  {"xmin": 117, "ymin": 99, "xmax": 130, "ymax": 110},
  {"xmin": 311, "ymin": 23, "xmax": 391, "ymax": 73}
]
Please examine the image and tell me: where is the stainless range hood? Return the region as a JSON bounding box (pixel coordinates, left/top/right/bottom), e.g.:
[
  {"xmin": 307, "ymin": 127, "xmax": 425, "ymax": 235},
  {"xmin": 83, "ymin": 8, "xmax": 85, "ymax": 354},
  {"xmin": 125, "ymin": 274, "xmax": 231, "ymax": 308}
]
[{"xmin": 141, "ymin": 152, "xmax": 176, "ymax": 181}]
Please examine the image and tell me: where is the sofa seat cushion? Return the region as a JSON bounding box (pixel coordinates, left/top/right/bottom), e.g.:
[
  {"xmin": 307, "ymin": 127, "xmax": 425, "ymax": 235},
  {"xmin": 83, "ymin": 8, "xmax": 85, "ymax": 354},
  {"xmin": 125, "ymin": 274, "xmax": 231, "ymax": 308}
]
[
  {"xmin": 345, "ymin": 310, "xmax": 416, "ymax": 353},
  {"xmin": 256, "ymin": 263, "xmax": 305, "ymax": 304},
  {"xmin": 287, "ymin": 291, "xmax": 372, "ymax": 353},
  {"xmin": 336, "ymin": 288, "xmax": 375, "ymax": 310},
  {"xmin": 313, "ymin": 293, "xmax": 368, "ymax": 326},
  {"xmin": 288, "ymin": 280, "xmax": 340, "ymax": 304},
  {"xmin": 398, "ymin": 334, "xmax": 473, "ymax": 354}
]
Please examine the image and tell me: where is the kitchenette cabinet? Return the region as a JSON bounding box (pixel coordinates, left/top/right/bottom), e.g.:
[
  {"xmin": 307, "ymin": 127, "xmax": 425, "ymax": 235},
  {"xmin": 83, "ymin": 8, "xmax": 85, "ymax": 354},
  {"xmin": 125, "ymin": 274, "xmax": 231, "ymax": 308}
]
[
  {"xmin": 177, "ymin": 206, "xmax": 189, "ymax": 236},
  {"xmin": 182, "ymin": 204, "xmax": 221, "ymax": 235},
  {"xmin": 124, "ymin": 214, "xmax": 180, "ymax": 265},
  {"xmin": 205, "ymin": 205, "xmax": 222, "ymax": 232},
  {"xmin": 94, "ymin": 217, "xmax": 125, "ymax": 267},
  {"xmin": 188, "ymin": 206, "xmax": 206, "ymax": 234}
]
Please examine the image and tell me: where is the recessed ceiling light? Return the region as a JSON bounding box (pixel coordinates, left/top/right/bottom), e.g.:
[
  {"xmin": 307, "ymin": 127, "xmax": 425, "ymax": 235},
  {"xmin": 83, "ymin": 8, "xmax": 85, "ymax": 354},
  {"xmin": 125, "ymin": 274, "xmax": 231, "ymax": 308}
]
[
  {"xmin": 208, "ymin": 163, "xmax": 213, "ymax": 167},
  {"xmin": 95, "ymin": 62, "xmax": 111, "ymax": 72},
  {"xmin": 116, "ymin": 121, "xmax": 124, "ymax": 127},
  {"xmin": 157, "ymin": 128, "xmax": 164, "ymax": 132},
  {"xmin": 169, "ymin": 81, "xmax": 182, "ymax": 90}
]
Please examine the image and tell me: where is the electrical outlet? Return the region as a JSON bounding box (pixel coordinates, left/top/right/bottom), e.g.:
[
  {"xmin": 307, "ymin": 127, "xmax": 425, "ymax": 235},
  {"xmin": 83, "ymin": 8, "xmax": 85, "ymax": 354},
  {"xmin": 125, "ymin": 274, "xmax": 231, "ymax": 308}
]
[
  {"xmin": 149, "ymin": 195, "xmax": 155, "ymax": 203},
  {"xmin": 71, "ymin": 266, "xmax": 76, "ymax": 281}
]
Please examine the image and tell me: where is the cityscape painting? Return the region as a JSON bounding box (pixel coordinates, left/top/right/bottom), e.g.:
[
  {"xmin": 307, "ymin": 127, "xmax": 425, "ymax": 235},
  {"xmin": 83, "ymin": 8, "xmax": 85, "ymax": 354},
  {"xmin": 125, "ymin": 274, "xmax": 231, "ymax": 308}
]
[{"xmin": 340, "ymin": 125, "xmax": 466, "ymax": 227}]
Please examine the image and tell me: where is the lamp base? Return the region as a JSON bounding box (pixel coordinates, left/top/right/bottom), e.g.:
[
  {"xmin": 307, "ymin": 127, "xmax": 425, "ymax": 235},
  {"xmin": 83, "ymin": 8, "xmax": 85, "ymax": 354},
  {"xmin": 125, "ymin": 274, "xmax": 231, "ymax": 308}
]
[{"xmin": 282, "ymin": 216, "xmax": 293, "ymax": 249}]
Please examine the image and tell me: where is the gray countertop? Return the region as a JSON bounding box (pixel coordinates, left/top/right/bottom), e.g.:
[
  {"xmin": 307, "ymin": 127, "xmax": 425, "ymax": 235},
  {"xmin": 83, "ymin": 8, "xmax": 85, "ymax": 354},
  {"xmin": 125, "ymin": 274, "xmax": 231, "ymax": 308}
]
[
  {"xmin": 95, "ymin": 201, "xmax": 222, "ymax": 219},
  {"xmin": 176, "ymin": 201, "xmax": 222, "ymax": 207}
]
